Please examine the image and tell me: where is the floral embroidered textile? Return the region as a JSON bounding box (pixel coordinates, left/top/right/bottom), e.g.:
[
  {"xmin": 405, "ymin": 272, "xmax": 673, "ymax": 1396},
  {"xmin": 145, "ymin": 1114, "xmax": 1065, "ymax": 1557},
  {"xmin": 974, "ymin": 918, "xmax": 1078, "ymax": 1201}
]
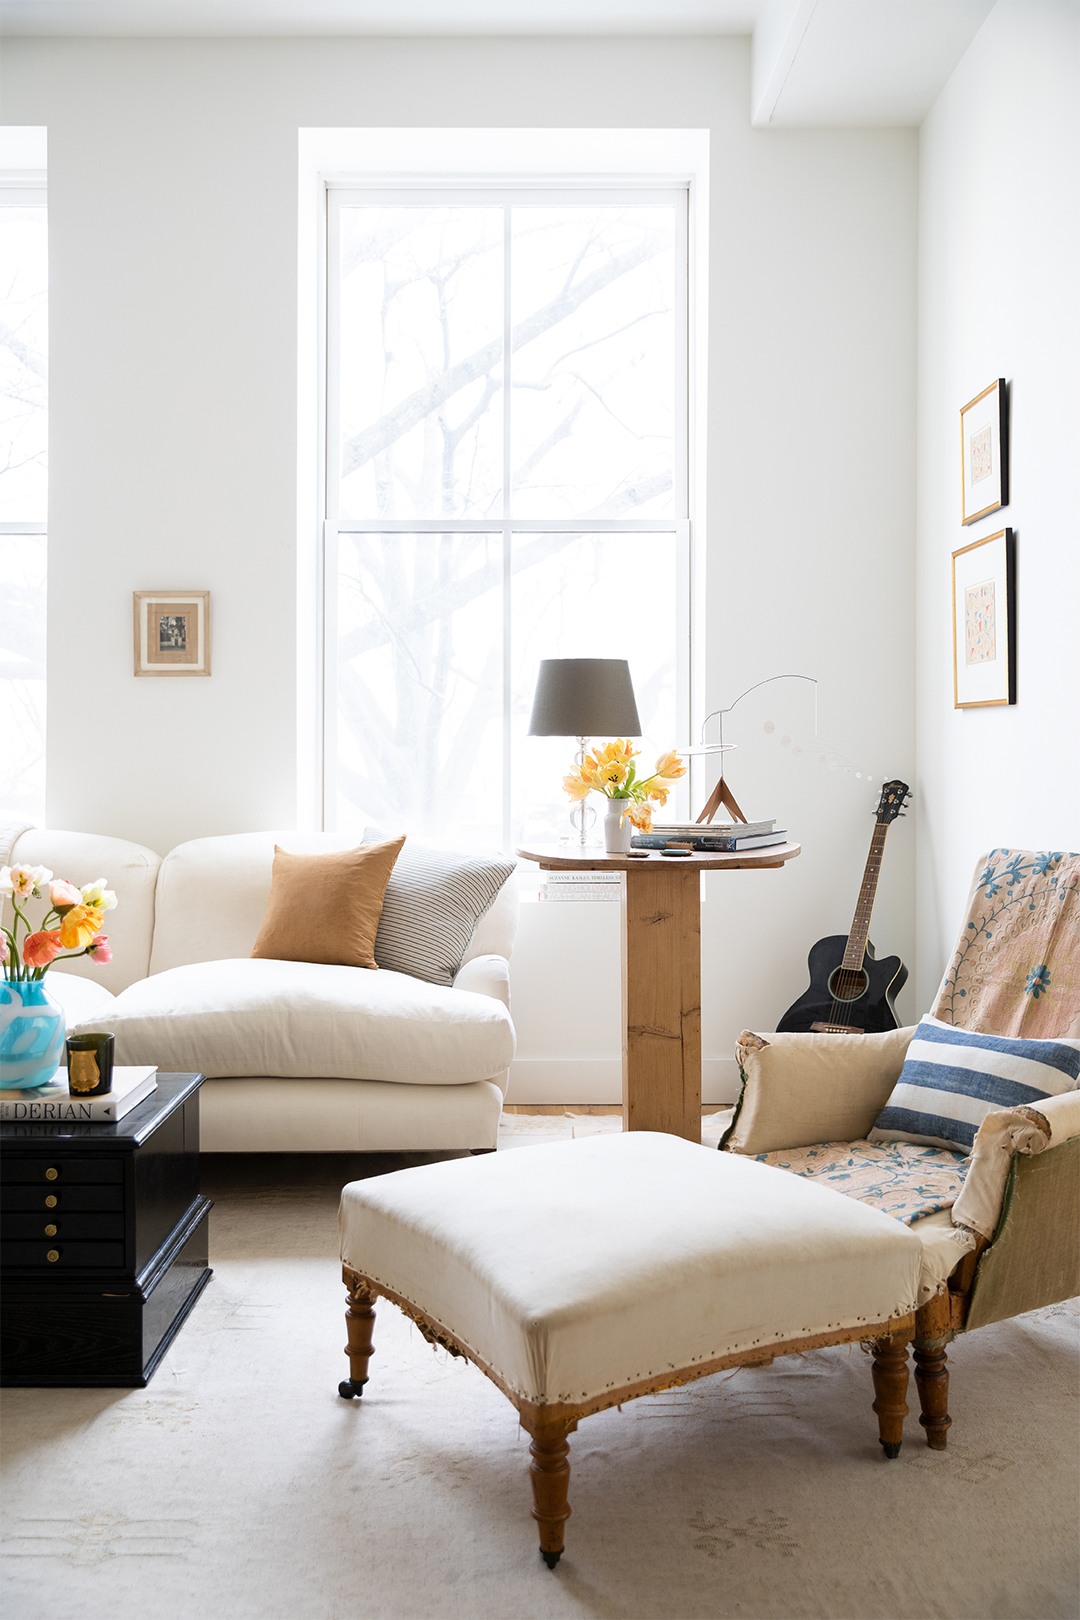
[
  {"xmin": 753, "ymin": 1140, "xmax": 968, "ymax": 1225},
  {"xmin": 933, "ymin": 849, "xmax": 1080, "ymax": 1038}
]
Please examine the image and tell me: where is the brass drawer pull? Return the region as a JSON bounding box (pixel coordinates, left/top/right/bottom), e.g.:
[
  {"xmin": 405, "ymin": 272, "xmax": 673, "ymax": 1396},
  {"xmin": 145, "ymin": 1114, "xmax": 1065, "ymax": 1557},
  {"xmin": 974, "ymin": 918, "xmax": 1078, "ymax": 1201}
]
[
  {"xmin": 45, "ymin": 1168, "xmax": 58, "ymax": 1181},
  {"xmin": 44, "ymin": 1224, "xmax": 58, "ymax": 1237},
  {"xmin": 45, "ymin": 1195, "xmax": 58, "ymax": 1208},
  {"xmin": 46, "ymin": 1249, "xmax": 60, "ymax": 1262}
]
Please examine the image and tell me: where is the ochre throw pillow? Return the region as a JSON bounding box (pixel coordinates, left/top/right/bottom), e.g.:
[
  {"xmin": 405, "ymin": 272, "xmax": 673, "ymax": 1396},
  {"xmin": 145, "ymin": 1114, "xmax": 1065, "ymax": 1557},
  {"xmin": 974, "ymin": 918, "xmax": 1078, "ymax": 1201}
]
[{"xmin": 250, "ymin": 837, "xmax": 405, "ymax": 970}]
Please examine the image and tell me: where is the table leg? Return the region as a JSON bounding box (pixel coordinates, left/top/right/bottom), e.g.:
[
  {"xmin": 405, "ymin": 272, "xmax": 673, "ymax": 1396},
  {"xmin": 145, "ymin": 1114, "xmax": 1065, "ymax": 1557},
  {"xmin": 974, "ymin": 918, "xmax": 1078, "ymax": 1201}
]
[{"xmin": 621, "ymin": 865, "xmax": 702, "ymax": 1141}]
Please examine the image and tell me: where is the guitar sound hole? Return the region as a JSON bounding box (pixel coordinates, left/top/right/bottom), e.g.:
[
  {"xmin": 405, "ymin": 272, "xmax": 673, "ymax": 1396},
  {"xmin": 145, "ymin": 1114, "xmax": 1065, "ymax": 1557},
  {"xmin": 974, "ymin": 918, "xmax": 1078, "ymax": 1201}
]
[{"xmin": 827, "ymin": 968, "xmax": 869, "ymax": 1003}]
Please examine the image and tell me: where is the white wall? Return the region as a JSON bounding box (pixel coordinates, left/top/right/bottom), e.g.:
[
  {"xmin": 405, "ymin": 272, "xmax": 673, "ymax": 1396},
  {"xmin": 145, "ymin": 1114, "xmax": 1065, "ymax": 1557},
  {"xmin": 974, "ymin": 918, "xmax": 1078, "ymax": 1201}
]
[
  {"xmin": 915, "ymin": 1, "xmax": 1080, "ymax": 1012},
  {"xmin": 1, "ymin": 35, "xmax": 918, "ymax": 1100}
]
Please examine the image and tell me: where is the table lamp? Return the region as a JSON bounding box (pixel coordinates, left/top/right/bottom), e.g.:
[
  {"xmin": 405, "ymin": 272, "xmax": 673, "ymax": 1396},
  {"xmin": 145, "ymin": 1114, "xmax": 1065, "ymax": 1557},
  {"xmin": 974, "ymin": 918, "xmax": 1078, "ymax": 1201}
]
[{"xmin": 527, "ymin": 658, "xmax": 642, "ymax": 846}]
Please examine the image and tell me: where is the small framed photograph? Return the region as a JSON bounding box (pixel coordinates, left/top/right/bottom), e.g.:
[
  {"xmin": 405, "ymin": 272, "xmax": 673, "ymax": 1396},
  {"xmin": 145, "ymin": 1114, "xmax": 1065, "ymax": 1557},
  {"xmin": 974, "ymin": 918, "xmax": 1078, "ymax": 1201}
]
[
  {"xmin": 960, "ymin": 378, "xmax": 1008, "ymax": 524},
  {"xmin": 952, "ymin": 529, "xmax": 1014, "ymax": 708},
  {"xmin": 133, "ymin": 591, "xmax": 211, "ymax": 676}
]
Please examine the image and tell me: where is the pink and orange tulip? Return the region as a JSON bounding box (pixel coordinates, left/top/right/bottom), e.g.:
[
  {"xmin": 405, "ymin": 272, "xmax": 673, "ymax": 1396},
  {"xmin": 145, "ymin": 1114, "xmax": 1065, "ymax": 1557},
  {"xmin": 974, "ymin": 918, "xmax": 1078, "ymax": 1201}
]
[{"xmin": 23, "ymin": 929, "xmax": 63, "ymax": 969}]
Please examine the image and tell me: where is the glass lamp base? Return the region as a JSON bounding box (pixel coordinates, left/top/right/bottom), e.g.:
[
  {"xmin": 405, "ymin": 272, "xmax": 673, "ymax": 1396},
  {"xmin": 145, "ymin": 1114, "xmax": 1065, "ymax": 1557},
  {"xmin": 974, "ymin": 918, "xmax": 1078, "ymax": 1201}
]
[{"xmin": 567, "ymin": 802, "xmax": 600, "ymax": 848}]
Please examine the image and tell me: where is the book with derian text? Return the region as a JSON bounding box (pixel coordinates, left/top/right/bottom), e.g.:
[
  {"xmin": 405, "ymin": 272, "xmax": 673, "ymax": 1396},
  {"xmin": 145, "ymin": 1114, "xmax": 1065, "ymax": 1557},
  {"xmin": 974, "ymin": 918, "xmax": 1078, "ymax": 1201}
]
[{"xmin": 0, "ymin": 1066, "xmax": 158, "ymax": 1123}]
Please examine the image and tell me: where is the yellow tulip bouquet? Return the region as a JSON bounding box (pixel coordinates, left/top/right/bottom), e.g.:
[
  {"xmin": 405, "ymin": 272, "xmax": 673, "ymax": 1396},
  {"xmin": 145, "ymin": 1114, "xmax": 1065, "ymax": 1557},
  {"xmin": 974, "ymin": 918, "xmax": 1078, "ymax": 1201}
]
[{"xmin": 563, "ymin": 740, "xmax": 687, "ymax": 832}]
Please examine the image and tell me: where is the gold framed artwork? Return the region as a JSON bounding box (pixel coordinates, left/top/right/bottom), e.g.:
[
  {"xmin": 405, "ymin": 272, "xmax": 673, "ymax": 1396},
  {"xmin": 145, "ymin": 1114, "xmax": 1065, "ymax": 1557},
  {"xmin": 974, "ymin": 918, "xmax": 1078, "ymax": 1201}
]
[
  {"xmin": 952, "ymin": 529, "xmax": 1014, "ymax": 709},
  {"xmin": 133, "ymin": 591, "xmax": 211, "ymax": 676},
  {"xmin": 960, "ymin": 378, "xmax": 1008, "ymax": 524}
]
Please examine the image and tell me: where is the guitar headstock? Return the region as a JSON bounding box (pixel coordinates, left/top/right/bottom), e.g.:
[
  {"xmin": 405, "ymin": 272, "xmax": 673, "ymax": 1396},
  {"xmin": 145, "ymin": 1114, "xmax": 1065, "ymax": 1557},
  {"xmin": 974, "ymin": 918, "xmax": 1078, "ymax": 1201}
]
[{"xmin": 876, "ymin": 780, "xmax": 911, "ymax": 824}]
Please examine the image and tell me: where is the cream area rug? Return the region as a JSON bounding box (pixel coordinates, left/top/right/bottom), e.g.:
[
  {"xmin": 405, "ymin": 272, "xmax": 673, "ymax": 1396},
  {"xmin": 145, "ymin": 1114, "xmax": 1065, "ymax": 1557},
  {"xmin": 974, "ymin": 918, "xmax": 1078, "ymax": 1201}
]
[
  {"xmin": 499, "ymin": 1111, "xmax": 735, "ymax": 1148},
  {"xmin": 1, "ymin": 1148, "xmax": 1077, "ymax": 1620}
]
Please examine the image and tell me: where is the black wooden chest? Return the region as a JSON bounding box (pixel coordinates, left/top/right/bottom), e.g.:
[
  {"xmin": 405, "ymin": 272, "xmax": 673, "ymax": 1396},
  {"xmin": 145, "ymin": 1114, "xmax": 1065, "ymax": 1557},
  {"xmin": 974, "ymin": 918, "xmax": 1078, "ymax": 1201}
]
[{"xmin": 1, "ymin": 1072, "xmax": 212, "ymax": 1386}]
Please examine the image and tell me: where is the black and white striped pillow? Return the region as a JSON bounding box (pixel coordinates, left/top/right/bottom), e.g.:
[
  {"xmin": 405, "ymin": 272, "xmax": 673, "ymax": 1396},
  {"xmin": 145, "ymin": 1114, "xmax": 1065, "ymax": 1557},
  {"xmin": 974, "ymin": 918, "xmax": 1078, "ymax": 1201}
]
[
  {"xmin": 364, "ymin": 833, "xmax": 516, "ymax": 988},
  {"xmin": 868, "ymin": 1014, "xmax": 1080, "ymax": 1154}
]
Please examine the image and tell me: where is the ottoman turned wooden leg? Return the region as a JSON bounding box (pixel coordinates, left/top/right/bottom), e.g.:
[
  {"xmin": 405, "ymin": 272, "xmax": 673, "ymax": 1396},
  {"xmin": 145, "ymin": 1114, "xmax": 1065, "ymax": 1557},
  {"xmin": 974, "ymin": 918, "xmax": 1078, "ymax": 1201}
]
[
  {"xmin": 339, "ymin": 1278, "xmax": 376, "ymax": 1399},
  {"xmin": 526, "ymin": 1416, "xmax": 575, "ymax": 1569},
  {"xmin": 871, "ymin": 1333, "xmax": 909, "ymax": 1459}
]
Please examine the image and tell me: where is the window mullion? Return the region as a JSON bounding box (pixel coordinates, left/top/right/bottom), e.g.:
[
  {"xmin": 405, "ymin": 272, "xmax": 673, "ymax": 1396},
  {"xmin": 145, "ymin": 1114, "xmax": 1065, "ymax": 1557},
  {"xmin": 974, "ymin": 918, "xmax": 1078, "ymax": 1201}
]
[
  {"xmin": 503, "ymin": 526, "xmax": 512, "ymax": 854},
  {"xmin": 503, "ymin": 203, "xmax": 512, "ymax": 520},
  {"xmin": 324, "ymin": 190, "xmax": 341, "ymax": 523}
]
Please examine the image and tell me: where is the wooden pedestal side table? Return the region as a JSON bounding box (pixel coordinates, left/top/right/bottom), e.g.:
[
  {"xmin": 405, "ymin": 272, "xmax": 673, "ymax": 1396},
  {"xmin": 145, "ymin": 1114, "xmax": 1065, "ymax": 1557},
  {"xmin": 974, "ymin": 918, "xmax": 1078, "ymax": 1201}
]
[
  {"xmin": 517, "ymin": 844, "xmax": 801, "ymax": 1142},
  {"xmin": 0, "ymin": 1072, "xmax": 212, "ymax": 1387}
]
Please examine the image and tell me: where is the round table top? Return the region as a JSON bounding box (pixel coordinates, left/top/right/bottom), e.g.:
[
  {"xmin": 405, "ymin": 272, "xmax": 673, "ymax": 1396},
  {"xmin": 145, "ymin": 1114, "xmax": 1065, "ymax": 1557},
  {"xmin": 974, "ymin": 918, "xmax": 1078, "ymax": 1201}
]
[{"xmin": 516, "ymin": 841, "xmax": 801, "ymax": 872}]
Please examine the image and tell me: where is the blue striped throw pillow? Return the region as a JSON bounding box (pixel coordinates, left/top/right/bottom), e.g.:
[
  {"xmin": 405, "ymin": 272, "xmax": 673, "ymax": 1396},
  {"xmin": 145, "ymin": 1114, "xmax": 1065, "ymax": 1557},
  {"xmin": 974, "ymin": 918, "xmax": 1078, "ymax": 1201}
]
[{"xmin": 868, "ymin": 1014, "xmax": 1080, "ymax": 1154}]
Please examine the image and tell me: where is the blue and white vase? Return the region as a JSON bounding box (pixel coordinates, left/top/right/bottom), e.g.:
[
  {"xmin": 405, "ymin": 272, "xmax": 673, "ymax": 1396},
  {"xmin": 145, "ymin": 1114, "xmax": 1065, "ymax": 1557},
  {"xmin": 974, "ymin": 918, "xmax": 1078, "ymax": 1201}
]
[{"xmin": 0, "ymin": 978, "xmax": 67, "ymax": 1091}]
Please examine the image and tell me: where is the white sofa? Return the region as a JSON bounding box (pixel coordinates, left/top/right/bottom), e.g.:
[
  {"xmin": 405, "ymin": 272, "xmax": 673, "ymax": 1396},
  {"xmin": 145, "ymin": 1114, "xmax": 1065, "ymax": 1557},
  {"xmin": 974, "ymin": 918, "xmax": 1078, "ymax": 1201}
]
[{"xmin": 1, "ymin": 824, "xmax": 518, "ymax": 1153}]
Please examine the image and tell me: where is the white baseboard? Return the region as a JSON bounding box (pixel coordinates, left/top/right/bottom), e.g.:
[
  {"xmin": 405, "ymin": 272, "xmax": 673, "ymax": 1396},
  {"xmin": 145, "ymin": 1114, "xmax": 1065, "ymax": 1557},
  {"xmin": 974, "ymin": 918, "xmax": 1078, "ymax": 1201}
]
[{"xmin": 505, "ymin": 1058, "xmax": 742, "ymax": 1106}]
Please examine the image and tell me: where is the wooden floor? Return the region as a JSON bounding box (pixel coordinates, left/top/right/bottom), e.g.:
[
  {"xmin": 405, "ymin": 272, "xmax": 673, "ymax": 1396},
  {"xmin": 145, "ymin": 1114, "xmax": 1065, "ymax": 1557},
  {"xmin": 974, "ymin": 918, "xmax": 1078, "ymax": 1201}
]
[{"xmin": 502, "ymin": 1104, "xmax": 728, "ymax": 1116}]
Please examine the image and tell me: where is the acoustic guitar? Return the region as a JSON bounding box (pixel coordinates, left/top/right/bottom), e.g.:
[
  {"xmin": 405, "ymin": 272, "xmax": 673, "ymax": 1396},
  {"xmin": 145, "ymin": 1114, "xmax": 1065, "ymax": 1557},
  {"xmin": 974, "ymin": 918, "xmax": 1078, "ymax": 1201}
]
[{"xmin": 777, "ymin": 779, "xmax": 911, "ymax": 1034}]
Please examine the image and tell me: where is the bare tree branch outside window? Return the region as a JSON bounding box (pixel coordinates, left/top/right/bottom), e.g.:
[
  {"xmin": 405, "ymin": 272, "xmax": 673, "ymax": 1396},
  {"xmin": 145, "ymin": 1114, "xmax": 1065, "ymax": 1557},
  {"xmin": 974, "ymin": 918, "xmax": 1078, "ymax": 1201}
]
[{"xmin": 331, "ymin": 198, "xmax": 685, "ymax": 848}]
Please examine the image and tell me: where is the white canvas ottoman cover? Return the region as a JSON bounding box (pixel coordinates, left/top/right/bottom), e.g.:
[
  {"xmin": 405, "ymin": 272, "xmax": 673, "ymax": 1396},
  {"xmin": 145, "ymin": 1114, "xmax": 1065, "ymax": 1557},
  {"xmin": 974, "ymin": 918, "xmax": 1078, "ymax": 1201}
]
[{"xmin": 339, "ymin": 1133, "xmax": 923, "ymax": 1408}]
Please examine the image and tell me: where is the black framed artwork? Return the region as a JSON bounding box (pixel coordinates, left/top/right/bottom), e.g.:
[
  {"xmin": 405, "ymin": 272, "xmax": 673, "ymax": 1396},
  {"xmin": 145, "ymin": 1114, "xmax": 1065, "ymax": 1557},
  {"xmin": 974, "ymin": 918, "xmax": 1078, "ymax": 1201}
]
[{"xmin": 952, "ymin": 528, "xmax": 1016, "ymax": 708}]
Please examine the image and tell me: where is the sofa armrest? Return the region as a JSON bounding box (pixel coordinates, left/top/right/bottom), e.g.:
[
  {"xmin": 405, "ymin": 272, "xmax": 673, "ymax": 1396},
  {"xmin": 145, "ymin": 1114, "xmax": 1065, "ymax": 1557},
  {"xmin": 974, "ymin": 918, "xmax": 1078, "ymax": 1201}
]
[
  {"xmin": 723, "ymin": 1026, "xmax": 917, "ymax": 1155},
  {"xmin": 452, "ymin": 953, "xmax": 511, "ymax": 1011}
]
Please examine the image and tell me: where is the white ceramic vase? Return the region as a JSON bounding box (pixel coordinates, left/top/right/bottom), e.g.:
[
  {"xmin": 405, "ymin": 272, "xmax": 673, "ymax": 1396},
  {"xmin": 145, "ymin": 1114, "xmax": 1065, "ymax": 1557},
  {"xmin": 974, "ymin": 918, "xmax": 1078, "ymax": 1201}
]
[{"xmin": 603, "ymin": 798, "xmax": 634, "ymax": 854}]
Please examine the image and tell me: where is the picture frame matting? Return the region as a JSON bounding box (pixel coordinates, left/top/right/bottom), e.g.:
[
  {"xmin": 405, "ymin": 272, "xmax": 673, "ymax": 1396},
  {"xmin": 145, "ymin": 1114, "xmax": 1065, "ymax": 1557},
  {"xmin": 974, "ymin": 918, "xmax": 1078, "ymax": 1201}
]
[
  {"xmin": 951, "ymin": 529, "xmax": 1014, "ymax": 709},
  {"xmin": 133, "ymin": 591, "xmax": 211, "ymax": 676}
]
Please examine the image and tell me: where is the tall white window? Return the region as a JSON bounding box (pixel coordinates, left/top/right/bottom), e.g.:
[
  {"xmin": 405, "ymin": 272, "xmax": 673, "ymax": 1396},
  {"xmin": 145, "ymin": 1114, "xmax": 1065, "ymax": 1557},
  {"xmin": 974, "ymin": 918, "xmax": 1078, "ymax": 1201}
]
[
  {"xmin": 0, "ymin": 182, "xmax": 47, "ymax": 824},
  {"xmin": 323, "ymin": 186, "xmax": 690, "ymax": 851}
]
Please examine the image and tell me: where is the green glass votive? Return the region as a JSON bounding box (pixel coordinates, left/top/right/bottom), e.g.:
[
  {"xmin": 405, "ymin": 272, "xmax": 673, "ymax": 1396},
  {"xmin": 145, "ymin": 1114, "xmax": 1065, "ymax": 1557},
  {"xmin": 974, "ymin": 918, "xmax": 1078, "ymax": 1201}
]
[{"xmin": 66, "ymin": 1032, "xmax": 115, "ymax": 1096}]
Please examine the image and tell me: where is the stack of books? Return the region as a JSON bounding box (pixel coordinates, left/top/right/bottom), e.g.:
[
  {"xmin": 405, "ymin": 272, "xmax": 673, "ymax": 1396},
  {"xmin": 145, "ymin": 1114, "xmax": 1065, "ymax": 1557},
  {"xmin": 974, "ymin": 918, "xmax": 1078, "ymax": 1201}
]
[
  {"xmin": 540, "ymin": 871, "xmax": 622, "ymax": 902},
  {"xmin": 0, "ymin": 1066, "xmax": 158, "ymax": 1123},
  {"xmin": 631, "ymin": 819, "xmax": 788, "ymax": 852}
]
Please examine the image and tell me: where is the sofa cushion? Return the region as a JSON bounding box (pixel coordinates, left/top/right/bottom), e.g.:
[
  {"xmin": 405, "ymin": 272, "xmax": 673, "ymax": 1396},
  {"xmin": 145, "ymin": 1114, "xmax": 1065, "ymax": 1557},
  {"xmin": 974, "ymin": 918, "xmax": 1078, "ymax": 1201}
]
[
  {"xmin": 363, "ymin": 831, "xmax": 516, "ymax": 988},
  {"xmin": 74, "ymin": 958, "xmax": 515, "ymax": 1084},
  {"xmin": 868, "ymin": 1014, "xmax": 1080, "ymax": 1154},
  {"xmin": 250, "ymin": 837, "xmax": 404, "ymax": 970},
  {"xmin": 43, "ymin": 969, "xmax": 119, "ymax": 1032}
]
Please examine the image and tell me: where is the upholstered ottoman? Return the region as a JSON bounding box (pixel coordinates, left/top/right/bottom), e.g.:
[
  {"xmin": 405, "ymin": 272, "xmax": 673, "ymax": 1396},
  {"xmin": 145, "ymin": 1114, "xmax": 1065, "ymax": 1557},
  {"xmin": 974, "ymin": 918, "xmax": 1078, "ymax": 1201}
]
[{"xmin": 337, "ymin": 1132, "xmax": 924, "ymax": 1567}]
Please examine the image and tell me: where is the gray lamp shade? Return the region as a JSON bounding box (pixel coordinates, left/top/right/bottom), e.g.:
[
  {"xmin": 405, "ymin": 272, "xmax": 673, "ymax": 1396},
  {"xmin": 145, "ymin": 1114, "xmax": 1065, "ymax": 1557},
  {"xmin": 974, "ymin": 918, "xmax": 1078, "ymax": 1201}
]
[{"xmin": 527, "ymin": 658, "xmax": 642, "ymax": 738}]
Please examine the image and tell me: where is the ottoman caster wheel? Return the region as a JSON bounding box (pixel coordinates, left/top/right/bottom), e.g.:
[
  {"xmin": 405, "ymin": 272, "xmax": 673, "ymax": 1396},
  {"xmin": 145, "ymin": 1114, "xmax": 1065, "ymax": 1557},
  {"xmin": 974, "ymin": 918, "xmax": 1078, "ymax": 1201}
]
[
  {"xmin": 881, "ymin": 1441, "xmax": 902, "ymax": 1460},
  {"xmin": 338, "ymin": 1379, "xmax": 366, "ymax": 1399},
  {"xmin": 541, "ymin": 1549, "xmax": 562, "ymax": 1570}
]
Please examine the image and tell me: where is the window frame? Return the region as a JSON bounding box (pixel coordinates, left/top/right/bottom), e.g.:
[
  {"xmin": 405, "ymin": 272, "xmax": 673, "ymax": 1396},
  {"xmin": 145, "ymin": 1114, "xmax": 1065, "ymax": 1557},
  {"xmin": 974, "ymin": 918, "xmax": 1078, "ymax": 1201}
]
[
  {"xmin": 0, "ymin": 178, "xmax": 49, "ymax": 825},
  {"xmin": 319, "ymin": 180, "xmax": 694, "ymax": 849}
]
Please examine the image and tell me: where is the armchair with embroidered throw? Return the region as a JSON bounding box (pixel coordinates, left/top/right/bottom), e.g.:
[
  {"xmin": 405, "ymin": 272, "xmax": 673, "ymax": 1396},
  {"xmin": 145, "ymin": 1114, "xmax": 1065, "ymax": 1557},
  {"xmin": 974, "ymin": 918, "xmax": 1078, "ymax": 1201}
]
[{"xmin": 721, "ymin": 847, "xmax": 1080, "ymax": 1450}]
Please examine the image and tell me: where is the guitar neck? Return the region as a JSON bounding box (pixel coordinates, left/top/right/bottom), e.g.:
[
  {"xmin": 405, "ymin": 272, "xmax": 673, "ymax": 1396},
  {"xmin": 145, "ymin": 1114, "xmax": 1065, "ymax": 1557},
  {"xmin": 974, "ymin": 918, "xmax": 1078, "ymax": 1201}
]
[{"xmin": 842, "ymin": 821, "xmax": 890, "ymax": 970}]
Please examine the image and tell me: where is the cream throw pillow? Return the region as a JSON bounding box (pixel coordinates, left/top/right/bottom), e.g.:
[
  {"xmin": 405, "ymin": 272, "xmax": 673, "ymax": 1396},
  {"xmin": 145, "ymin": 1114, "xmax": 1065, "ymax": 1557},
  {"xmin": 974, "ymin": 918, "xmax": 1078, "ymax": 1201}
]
[
  {"xmin": 250, "ymin": 837, "xmax": 405, "ymax": 970},
  {"xmin": 722, "ymin": 1026, "xmax": 918, "ymax": 1155}
]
